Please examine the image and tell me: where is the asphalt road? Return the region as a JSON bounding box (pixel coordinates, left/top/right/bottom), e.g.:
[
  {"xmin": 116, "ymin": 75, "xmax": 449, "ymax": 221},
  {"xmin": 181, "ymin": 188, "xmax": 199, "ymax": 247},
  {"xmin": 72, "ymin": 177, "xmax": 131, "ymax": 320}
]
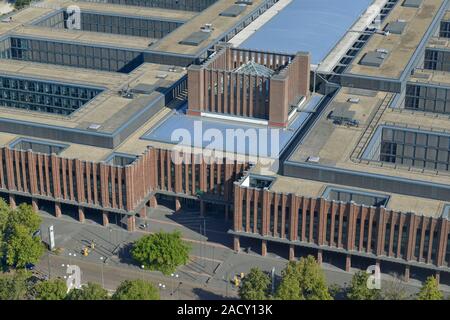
[{"xmin": 36, "ymin": 208, "xmax": 450, "ymax": 299}]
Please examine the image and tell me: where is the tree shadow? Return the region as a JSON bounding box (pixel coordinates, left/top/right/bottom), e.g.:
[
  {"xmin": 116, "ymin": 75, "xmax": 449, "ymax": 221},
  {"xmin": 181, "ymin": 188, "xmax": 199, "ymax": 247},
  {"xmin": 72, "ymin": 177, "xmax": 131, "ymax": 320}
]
[{"xmin": 192, "ymin": 288, "xmax": 237, "ymax": 300}]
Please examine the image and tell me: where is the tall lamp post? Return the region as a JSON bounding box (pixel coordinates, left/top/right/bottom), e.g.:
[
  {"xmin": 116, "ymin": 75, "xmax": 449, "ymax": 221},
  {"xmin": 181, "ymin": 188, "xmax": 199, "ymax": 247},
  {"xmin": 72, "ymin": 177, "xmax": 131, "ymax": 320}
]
[
  {"xmin": 100, "ymin": 257, "xmax": 105, "ymax": 289},
  {"xmin": 158, "ymin": 283, "xmax": 166, "ymax": 299},
  {"xmin": 170, "ymin": 273, "xmax": 179, "ymax": 298}
]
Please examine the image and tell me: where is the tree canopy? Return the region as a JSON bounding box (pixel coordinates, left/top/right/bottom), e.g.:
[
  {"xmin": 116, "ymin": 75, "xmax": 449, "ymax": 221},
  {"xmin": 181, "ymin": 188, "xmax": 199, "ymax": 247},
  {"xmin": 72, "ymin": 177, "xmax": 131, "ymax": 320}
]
[
  {"xmin": 112, "ymin": 279, "xmax": 160, "ymax": 300},
  {"xmin": 347, "ymin": 271, "xmax": 381, "ymax": 300},
  {"xmin": 0, "ymin": 200, "xmax": 44, "ymax": 269},
  {"xmin": 66, "ymin": 282, "xmax": 109, "ymax": 300},
  {"xmin": 416, "ymin": 276, "xmax": 443, "ymax": 300},
  {"xmin": 276, "ymin": 256, "xmax": 332, "ymax": 300},
  {"xmin": 238, "ymin": 268, "xmax": 271, "ymax": 300},
  {"xmin": 0, "ymin": 270, "xmax": 31, "ymax": 300},
  {"xmin": 14, "ymin": 0, "xmax": 32, "ymax": 10},
  {"xmin": 131, "ymin": 231, "xmax": 190, "ymax": 275},
  {"xmin": 33, "ymin": 279, "xmax": 67, "ymax": 300}
]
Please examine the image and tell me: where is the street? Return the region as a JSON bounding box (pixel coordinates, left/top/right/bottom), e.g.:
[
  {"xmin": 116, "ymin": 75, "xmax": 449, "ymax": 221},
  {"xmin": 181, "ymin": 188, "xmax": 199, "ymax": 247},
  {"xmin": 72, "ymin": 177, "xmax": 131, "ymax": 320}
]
[{"xmin": 35, "ymin": 207, "xmax": 450, "ymax": 299}]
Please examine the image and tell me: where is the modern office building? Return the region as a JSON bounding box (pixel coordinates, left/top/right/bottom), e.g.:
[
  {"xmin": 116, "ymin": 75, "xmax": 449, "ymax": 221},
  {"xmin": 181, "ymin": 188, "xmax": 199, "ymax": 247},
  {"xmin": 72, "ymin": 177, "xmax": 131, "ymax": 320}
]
[
  {"xmin": 230, "ymin": 0, "xmax": 450, "ymax": 284},
  {"xmin": 0, "ymin": 0, "xmax": 449, "ymax": 285}
]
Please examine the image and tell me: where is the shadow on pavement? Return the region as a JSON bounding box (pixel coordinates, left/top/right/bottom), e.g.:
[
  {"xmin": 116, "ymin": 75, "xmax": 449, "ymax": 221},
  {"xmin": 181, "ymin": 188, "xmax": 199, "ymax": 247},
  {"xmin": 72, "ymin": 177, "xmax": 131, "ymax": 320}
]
[{"xmin": 192, "ymin": 288, "xmax": 235, "ymax": 300}]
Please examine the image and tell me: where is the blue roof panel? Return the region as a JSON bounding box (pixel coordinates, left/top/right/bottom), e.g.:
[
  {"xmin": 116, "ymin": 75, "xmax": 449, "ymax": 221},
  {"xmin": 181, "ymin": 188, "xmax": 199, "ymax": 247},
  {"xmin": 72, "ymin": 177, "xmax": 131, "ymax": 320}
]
[
  {"xmin": 141, "ymin": 95, "xmax": 325, "ymax": 158},
  {"xmin": 239, "ymin": 0, "xmax": 372, "ymax": 64}
]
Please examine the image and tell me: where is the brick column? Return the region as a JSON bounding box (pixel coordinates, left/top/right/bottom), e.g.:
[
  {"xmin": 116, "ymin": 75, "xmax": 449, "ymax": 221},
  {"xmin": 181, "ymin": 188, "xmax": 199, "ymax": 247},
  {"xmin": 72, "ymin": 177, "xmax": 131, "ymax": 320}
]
[
  {"xmin": 55, "ymin": 202, "xmax": 62, "ymax": 218},
  {"xmin": 149, "ymin": 195, "xmax": 157, "ymax": 208},
  {"xmin": 268, "ymin": 75, "xmax": 289, "ymax": 127},
  {"xmin": 102, "ymin": 211, "xmax": 109, "ymax": 227},
  {"xmin": 289, "ymin": 245, "xmax": 295, "ymax": 261},
  {"xmin": 404, "ymin": 265, "xmax": 410, "ymax": 282},
  {"xmin": 187, "ymin": 65, "xmax": 204, "ymax": 115},
  {"xmin": 233, "ymin": 235, "xmax": 240, "ymax": 252},
  {"xmin": 317, "ymin": 249, "xmax": 323, "ymax": 265},
  {"xmin": 175, "ymin": 197, "xmax": 181, "ymax": 212},
  {"xmin": 435, "ymin": 271, "xmax": 440, "ymax": 284},
  {"xmin": 78, "ymin": 206, "xmax": 85, "ymax": 223},
  {"xmin": 139, "ymin": 207, "xmax": 147, "ymax": 219},
  {"xmin": 127, "ymin": 215, "xmax": 135, "ymax": 232},
  {"xmin": 345, "ymin": 255, "xmax": 351, "ymax": 272},
  {"xmin": 9, "ymin": 194, "xmax": 16, "ymax": 209},
  {"xmin": 31, "ymin": 198, "xmax": 39, "ymax": 212},
  {"xmin": 261, "ymin": 240, "xmax": 267, "ymax": 256}
]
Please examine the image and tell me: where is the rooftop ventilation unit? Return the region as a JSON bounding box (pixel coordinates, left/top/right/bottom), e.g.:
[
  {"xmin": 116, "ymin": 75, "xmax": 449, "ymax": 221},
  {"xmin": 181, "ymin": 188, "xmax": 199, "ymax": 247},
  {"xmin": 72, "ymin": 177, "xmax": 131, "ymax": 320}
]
[
  {"xmin": 376, "ymin": 48, "xmax": 389, "ymax": 54},
  {"xmin": 384, "ymin": 21, "xmax": 407, "ymax": 35},
  {"xmin": 307, "ymin": 156, "xmax": 320, "ymax": 163},
  {"xmin": 348, "ymin": 97, "xmax": 360, "ymax": 104},
  {"xmin": 220, "ymin": 4, "xmax": 247, "ymax": 17},
  {"xmin": 156, "ymin": 73, "xmax": 168, "ymax": 79},
  {"xmin": 403, "ymin": 0, "xmax": 423, "ymax": 8},
  {"xmin": 88, "ymin": 124, "xmax": 101, "ymax": 131},
  {"xmin": 359, "ymin": 51, "xmax": 388, "ymax": 67},
  {"xmin": 180, "ymin": 30, "xmax": 211, "ymax": 46},
  {"xmin": 200, "ymin": 24, "xmax": 213, "ymax": 33}
]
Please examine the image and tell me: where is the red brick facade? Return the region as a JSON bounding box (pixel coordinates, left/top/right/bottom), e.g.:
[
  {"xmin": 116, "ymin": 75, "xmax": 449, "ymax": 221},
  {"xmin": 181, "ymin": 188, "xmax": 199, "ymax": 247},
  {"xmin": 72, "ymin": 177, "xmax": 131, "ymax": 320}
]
[
  {"xmin": 233, "ymin": 183, "xmax": 450, "ymax": 271},
  {"xmin": 187, "ymin": 45, "xmax": 310, "ymax": 127},
  {"xmin": 0, "ymin": 146, "xmax": 249, "ymax": 228}
]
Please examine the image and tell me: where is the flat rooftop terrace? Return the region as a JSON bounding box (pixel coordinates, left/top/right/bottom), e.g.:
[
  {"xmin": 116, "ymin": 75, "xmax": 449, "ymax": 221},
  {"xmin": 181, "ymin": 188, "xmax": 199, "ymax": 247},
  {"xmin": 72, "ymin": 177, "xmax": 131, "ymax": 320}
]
[
  {"xmin": 148, "ymin": 0, "xmax": 270, "ymax": 56},
  {"xmin": 142, "ymin": 95, "xmax": 324, "ymax": 157},
  {"xmin": 285, "ymin": 87, "xmax": 450, "ymax": 188},
  {"xmin": 239, "ymin": 0, "xmax": 373, "ymax": 65},
  {"xmin": 0, "ymin": 61, "xmax": 186, "ymax": 134},
  {"xmin": 67, "ymin": 1, "xmax": 196, "ymax": 21},
  {"xmin": 345, "ymin": 0, "xmax": 447, "ymax": 80},
  {"xmin": 9, "ymin": 25, "xmax": 155, "ymax": 50},
  {"xmin": 409, "ymin": 68, "xmax": 450, "ymax": 86},
  {"xmin": 443, "ymin": 9, "xmax": 450, "ymax": 21},
  {"xmin": 427, "ymin": 36, "xmax": 450, "ymax": 50},
  {"xmin": 266, "ymin": 175, "xmax": 447, "ymax": 218}
]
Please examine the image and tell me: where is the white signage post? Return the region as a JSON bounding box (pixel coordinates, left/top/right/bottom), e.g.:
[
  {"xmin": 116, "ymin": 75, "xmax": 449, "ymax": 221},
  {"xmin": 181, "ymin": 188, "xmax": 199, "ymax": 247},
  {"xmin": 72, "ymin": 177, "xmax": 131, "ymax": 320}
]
[{"xmin": 48, "ymin": 225, "xmax": 55, "ymax": 251}]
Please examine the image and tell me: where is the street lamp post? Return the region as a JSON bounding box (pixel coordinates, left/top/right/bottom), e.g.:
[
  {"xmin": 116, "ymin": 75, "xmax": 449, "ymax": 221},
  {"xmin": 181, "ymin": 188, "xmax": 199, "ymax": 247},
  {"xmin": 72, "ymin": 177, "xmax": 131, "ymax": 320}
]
[
  {"xmin": 170, "ymin": 273, "xmax": 179, "ymax": 298},
  {"xmin": 100, "ymin": 257, "xmax": 105, "ymax": 289},
  {"xmin": 141, "ymin": 265, "xmax": 145, "ymax": 281},
  {"xmin": 158, "ymin": 283, "xmax": 166, "ymax": 299}
]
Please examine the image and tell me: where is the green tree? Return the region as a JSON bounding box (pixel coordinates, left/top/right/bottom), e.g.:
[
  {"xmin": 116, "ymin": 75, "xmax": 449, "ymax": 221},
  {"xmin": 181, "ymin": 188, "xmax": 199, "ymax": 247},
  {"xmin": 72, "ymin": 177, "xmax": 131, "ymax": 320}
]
[
  {"xmin": 276, "ymin": 256, "xmax": 332, "ymax": 300},
  {"xmin": 5, "ymin": 224, "xmax": 44, "ymax": 269},
  {"xmin": 238, "ymin": 268, "xmax": 271, "ymax": 300},
  {"xmin": 14, "ymin": 0, "xmax": 32, "ymax": 10},
  {"xmin": 112, "ymin": 279, "xmax": 159, "ymax": 300},
  {"xmin": 131, "ymin": 231, "xmax": 190, "ymax": 275},
  {"xmin": 66, "ymin": 282, "xmax": 109, "ymax": 300},
  {"xmin": 417, "ymin": 276, "xmax": 443, "ymax": 300},
  {"xmin": 347, "ymin": 271, "xmax": 380, "ymax": 300},
  {"xmin": 0, "ymin": 270, "xmax": 30, "ymax": 300},
  {"xmin": 33, "ymin": 279, "xmax": 67, "ymax": 300},
  {"xmin": 0, "ymin": 201, "xmax": 44, "ymax": 269}
]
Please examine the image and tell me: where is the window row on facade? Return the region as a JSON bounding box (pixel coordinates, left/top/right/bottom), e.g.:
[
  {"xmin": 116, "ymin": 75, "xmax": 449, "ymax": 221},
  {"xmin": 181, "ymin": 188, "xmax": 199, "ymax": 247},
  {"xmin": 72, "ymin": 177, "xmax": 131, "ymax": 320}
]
[
  {"xmin": 9, "ymin": 37, "xmax": 144, "ymax": 73},
  {"xmin": 0, "ymin": 76, "xmax": 101, "ymax": 115},
  {"xmin": 405, "ymin": 84, "xmax": 450, "ymax": 114},
  {"xmin": 378, "ymin": 127, "xmax": 450, "ymax": 171},
  {"xmin": 424, "ymin": 49, "xmax": 450, "ymax": 72},
  {"xmin": 79, "ymin": 13, "xmax": 182, "ymax": 39},
  {"xmin": 153, "ymin": 149, "xmax": 249, "ymax": 202},
  {"xmin": 234, "ymin": 186, "xmax": 450, "ymax": 268},
  {"xmin": 440, "ymin": 21, "xmax": 450, "ymax": 38},
  {"xmin": 80, "ymin": 0, "xmax": 219, "ymax": 11},
  {"xmin": 0, "ymin": 148, "xmax": 130, "ymax": 211}
]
